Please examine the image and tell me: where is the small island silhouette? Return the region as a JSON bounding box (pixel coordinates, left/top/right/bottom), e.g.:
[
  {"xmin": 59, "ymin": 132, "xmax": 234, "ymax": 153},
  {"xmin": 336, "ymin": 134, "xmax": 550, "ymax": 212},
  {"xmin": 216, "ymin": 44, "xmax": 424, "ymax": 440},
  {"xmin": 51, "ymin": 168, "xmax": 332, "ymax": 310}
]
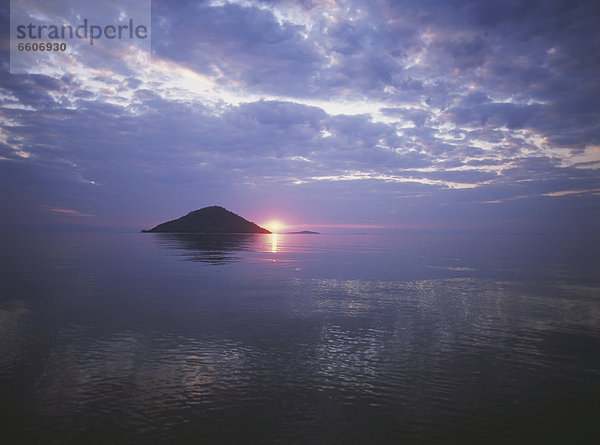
[
  {"xmin": 286, "ymin": 231, "xmax": 320, "ymax": 234},
  {"xmin": 141, "ymin": 206, "xmax": 271, "ymax": 234}
]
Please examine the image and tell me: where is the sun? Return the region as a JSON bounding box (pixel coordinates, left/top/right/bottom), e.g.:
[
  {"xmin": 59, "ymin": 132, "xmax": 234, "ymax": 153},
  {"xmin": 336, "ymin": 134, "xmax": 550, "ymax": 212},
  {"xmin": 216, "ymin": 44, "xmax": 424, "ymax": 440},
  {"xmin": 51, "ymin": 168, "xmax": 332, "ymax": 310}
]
[{"xmin": 264, "ymin": 220, "xmax": 286, "ymax": 233}]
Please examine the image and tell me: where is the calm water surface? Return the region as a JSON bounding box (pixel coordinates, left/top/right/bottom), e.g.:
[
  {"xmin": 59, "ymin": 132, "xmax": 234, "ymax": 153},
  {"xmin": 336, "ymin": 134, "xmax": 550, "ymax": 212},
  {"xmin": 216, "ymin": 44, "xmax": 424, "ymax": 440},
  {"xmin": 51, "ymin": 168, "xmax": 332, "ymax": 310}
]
[{"xmin": 1, "ymin": 232, "xmax": 599, "ymax": 444}]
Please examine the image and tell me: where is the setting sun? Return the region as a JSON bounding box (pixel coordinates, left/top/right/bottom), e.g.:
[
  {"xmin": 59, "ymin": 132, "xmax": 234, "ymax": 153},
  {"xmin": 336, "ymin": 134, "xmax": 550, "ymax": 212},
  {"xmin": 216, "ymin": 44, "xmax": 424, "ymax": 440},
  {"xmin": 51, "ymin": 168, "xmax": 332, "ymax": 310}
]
[{"xmin": 264, "ymin": 220, "xmax": 286, "ymax": 233}]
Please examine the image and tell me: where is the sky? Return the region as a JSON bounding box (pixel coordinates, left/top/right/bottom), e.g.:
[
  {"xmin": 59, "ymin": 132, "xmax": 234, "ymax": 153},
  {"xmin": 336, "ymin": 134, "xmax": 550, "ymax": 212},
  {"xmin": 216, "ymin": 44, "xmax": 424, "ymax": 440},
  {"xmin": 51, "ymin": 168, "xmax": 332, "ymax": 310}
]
[{"xmin": 1, "ymin": 0, "xmax": 599, "ymax": 233}]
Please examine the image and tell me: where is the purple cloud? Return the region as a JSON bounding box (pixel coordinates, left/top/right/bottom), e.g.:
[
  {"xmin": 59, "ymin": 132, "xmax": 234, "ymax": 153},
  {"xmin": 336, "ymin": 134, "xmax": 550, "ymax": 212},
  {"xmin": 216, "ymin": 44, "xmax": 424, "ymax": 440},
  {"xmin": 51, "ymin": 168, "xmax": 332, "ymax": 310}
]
[{"xmin": 0, "ymin": 0, "xmax": 599, "ymax": 232}]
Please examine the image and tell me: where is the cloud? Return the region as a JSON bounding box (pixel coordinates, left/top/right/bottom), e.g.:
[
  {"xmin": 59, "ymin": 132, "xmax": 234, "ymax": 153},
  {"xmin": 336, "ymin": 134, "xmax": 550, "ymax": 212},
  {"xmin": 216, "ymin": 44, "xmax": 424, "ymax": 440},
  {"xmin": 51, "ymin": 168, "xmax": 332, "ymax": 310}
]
[
  {"xmin": 49, "ymin": 207, "xmax": 94, "ymax": 217},
  {"xmin": 152, "ymin": 0, "xmax": 322, "ymax": 97},
  {"xmin": 0, "ymin": 0, "xmax": 599, "ymax": 231}
]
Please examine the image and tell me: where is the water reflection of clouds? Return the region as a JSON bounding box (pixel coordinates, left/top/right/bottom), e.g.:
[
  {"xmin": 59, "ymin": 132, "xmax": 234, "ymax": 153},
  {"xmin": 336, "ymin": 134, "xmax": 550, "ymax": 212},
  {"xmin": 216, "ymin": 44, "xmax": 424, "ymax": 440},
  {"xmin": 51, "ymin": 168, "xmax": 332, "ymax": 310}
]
[
  {"xmin": 7, "ymin": 271, "xmax": 600, "ymax": 442},
  {"xmin": 283, "ymin": 276, "xmax": 600, "ymax": 420},
  {"xmin": 289, "ymin": 277, "xmax": 600, "ymax": 358},
  {"xmin": 315, "ymin": 323, "xmax": 384, "ymax": 386},
  {"xmin": 33, "ymin": 329, "xmax": 254, "ymax": 434}
]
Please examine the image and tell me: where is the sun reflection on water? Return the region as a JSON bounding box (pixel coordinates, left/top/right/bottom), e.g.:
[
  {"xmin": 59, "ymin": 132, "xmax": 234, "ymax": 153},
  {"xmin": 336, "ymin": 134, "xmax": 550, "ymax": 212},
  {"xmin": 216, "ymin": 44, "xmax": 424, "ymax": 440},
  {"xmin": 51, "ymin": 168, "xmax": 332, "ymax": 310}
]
[{"xmin": 270, "ymin": 233, "xmax": 278, "ymax": 253}]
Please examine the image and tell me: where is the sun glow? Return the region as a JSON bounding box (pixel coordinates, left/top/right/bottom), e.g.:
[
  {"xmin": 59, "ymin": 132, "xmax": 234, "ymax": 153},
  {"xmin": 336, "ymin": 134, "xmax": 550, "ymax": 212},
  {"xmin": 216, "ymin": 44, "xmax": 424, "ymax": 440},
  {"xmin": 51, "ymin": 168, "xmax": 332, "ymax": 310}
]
[{"xmin": 264, "ymin": 220, "xmax": 286, "ymax": 233}]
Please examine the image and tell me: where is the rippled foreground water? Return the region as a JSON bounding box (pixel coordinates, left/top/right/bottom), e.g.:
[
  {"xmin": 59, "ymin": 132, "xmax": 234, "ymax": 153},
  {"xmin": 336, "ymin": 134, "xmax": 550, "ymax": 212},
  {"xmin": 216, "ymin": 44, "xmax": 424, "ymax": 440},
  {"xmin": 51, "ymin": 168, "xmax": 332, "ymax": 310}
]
[{"xmin": 1, "ymin": 232, "xmax": 599, "ymax": 444}]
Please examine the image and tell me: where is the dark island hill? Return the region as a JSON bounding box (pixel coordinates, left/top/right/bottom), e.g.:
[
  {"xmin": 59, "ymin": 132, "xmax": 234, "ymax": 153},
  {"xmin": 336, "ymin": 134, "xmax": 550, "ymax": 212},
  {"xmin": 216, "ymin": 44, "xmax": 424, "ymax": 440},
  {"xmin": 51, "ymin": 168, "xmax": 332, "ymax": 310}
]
[{"xmin": 141, "ymin": 206, "xmax": 271, "ymax": 234}]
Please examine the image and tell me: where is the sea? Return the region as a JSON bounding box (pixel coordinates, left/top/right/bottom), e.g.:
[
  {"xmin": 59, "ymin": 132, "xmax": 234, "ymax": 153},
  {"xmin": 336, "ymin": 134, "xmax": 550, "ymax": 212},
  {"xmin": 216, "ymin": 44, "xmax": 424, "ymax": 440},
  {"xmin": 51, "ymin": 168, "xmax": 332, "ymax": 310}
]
[{"xmin": 1, "ymin": 231, "xmax": 599, "ymax": 444}]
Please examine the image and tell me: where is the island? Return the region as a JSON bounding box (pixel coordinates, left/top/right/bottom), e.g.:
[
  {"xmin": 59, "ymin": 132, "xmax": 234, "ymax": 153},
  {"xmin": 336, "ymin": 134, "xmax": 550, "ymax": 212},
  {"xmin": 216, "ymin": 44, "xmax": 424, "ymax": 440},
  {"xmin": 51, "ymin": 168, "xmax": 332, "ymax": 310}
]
[
  {"xmin": 141, "ymin": 206, "xmax": 271, "ymax": 234},
  {"xmin": 286, "ymin": 231, "xmax": 320, "ymax": 234}
]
